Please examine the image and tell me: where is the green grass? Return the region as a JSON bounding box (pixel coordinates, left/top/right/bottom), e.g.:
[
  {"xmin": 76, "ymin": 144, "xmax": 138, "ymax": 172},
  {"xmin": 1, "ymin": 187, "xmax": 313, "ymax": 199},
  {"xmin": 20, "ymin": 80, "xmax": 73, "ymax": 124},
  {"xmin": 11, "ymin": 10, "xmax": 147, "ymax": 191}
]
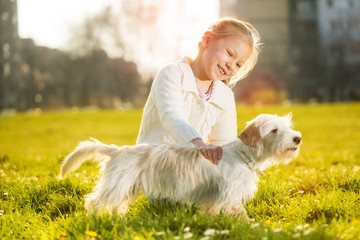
[{"xmin": 1, "ymin": 103, "xmax": 360, "ymax": 239}]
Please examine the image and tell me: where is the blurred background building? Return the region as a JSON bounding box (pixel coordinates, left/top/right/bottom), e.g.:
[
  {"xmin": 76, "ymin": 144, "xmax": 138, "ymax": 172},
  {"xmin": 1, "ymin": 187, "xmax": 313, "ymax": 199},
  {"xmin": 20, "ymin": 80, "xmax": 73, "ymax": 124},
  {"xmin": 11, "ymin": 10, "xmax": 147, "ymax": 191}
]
[
  {"xmin": 0, "ymin": 0, "xmax": 21, "ymax": 110},
  {"xmin": 221, "ymin": 0, "xmax": 360, "ymax": 104},
  {"xmin": 1, "ymin": 0, "xmax": 360, "ymax": 111}
]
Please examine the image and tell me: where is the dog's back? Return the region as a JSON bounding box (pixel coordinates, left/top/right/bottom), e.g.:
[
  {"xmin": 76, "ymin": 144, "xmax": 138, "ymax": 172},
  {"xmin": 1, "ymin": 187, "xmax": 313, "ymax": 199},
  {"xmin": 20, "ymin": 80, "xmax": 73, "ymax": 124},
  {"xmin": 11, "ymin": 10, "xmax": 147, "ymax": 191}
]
[{"xmin": 136, "ymin": 143, "xmax": 222, "ymax": 202}]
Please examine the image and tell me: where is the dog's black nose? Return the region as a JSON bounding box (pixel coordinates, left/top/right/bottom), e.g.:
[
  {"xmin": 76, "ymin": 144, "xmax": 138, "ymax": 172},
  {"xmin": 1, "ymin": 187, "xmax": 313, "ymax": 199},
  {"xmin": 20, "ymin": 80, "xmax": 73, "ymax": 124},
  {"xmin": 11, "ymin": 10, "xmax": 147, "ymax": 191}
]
[{"xmin": 293, "ymin": 136, "xmax": 301, "ymax": 144}]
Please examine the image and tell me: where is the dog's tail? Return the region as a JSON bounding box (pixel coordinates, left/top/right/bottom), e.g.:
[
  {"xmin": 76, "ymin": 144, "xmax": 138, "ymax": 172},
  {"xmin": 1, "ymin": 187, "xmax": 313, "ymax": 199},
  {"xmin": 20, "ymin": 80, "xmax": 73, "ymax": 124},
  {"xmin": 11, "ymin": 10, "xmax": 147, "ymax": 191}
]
[{"xmin": 58, "ymin": 138, "xmax": 119, "ymax": 180}]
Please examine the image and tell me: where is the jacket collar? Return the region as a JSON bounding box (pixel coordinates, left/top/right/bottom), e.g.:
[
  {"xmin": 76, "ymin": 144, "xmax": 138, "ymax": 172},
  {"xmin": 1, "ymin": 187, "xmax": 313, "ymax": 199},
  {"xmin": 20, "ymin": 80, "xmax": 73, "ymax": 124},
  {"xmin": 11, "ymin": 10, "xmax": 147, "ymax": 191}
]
[{"xmin": 177, "ymin": 57, "xmax": 232, "ymax": 110}]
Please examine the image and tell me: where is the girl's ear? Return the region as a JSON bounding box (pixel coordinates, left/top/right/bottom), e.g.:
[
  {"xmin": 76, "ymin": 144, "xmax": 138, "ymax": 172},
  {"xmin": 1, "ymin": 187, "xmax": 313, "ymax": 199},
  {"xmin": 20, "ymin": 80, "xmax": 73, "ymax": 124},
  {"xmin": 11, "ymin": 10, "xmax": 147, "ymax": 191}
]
[{"xmin": 201, "ymin": 31, "xmax": 212, "ymax": 48}]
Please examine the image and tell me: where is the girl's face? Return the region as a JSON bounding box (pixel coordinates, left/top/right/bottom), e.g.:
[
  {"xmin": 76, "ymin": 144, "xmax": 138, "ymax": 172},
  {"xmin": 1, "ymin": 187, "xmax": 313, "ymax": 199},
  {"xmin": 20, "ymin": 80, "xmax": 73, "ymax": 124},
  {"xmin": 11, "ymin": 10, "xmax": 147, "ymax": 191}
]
[{"xmin": 200, "ymin": 34, "xmax": 251, "ymax": 81}]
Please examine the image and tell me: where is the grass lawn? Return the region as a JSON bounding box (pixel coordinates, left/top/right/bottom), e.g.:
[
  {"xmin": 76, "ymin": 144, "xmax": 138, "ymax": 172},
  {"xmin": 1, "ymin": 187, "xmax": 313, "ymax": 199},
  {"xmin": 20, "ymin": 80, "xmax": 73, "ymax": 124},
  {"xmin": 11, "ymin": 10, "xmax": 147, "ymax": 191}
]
[{"xmin": 1, "ymin": 103, "xmax": 360, "ymax": 239}]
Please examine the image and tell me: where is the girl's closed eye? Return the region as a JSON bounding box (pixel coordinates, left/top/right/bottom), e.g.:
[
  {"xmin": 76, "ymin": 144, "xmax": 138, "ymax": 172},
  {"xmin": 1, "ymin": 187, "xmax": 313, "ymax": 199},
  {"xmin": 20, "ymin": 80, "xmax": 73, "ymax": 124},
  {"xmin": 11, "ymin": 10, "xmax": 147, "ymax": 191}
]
[{"xmin": 227, "ymin": 49, "xmax": 241, "ymax": 68}]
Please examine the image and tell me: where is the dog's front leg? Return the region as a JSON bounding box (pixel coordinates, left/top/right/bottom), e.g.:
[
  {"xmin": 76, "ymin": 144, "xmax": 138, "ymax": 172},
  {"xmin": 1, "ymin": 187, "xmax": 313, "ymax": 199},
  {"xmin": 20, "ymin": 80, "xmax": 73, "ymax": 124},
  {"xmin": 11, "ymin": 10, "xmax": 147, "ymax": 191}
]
[
  {"xmin": 201, "ymin": 203, "xmax": 222, "ymax": 216},
  {"xmin": 114, "ymin": 193, "xmax": 141, "ymax": 215},
  {"xmin": 114, "ymin": 199, "xmax": 131, "ymax": 215},
  {"xmin": 224, "ymin": 202, "xmax": 250, "ymax": 222}
]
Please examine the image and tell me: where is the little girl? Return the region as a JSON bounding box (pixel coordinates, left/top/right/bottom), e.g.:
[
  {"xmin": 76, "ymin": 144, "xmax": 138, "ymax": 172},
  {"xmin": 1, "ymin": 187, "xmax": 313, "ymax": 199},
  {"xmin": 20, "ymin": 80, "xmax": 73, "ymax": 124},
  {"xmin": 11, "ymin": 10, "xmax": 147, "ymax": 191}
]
[{"xmin": 137, "ymin": 17, "xmax": 262, "ymax": 164}]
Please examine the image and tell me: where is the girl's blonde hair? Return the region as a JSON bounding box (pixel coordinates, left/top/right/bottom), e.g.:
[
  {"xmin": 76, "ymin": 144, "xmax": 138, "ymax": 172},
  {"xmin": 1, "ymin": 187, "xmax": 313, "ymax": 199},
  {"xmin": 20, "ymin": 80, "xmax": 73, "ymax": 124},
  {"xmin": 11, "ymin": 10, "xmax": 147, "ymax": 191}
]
[{"xmin": 206, "ymin": 17, "xmax": 263, "ymax": 87}]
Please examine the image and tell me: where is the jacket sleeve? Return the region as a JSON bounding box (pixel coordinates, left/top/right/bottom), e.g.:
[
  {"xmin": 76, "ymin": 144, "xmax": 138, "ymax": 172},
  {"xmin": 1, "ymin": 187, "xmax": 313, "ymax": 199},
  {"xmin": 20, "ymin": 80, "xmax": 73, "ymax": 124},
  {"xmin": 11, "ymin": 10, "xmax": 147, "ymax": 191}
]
[
  {"xmin": 152, "ymin": 65, "xmax": 201, "ymax": 143},
  {"xmin": 208, "ymin": 97, "xmax": 237, "ymax": 146}
]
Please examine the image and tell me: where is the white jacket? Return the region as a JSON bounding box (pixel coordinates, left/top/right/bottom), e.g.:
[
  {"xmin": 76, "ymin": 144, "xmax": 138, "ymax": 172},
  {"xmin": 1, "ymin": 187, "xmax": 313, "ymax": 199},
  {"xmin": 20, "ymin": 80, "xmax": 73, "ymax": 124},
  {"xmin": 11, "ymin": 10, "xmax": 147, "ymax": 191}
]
[{"xmin": 136, "ymin": 57, "xmax": 237, "ymax": 146}]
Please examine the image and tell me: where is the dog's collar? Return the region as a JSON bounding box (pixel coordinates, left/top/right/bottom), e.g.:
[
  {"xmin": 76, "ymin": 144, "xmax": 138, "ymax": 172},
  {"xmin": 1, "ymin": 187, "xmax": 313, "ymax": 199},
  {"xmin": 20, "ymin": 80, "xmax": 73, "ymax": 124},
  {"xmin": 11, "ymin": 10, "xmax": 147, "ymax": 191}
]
[{"xmin": 239, "ymin": 151, "xmax": 265, "ymax": 177}]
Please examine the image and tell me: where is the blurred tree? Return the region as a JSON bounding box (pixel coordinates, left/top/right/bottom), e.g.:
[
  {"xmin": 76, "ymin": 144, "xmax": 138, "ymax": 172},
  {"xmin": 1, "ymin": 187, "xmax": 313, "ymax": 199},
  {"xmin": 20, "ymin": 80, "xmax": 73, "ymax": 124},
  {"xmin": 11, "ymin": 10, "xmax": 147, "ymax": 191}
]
[
  {"xmin": 16, "ymin": 6, "xmax": 143, "ymax": 111},
  {"xmin": 66, "ymin": 49, "xmax": 142, "ymax": 108},
  {"xmin": 66, "ymin": 7, "xmax": 124, "ymax": 58},
  {"xmin": 119, "ymin": 0, "xmax": 165, "ymax": 77},
  {"xmin": 19, "ymin": 39, "xmax": 71, "ymax": 110},
  {"xmin": 64, "ymin": 6, "xmax": 142, "ymax": 108}
]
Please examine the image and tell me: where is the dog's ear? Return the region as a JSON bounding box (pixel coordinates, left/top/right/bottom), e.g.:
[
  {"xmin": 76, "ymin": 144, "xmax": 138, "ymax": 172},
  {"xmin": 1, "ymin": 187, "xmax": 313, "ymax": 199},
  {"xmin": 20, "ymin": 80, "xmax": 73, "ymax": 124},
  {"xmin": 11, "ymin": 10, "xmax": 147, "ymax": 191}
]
[{"xmin": 239, "ymin": 122, "xmax": 263, "ymax": 153}]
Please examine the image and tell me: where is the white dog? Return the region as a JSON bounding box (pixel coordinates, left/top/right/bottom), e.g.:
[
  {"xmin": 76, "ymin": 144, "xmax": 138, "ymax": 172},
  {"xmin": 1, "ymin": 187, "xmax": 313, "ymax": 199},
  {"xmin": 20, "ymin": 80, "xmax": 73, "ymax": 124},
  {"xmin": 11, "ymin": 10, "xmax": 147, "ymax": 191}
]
[{"xmin": 58, "ymin": 114, "xmax": 301, "ymax": 218}]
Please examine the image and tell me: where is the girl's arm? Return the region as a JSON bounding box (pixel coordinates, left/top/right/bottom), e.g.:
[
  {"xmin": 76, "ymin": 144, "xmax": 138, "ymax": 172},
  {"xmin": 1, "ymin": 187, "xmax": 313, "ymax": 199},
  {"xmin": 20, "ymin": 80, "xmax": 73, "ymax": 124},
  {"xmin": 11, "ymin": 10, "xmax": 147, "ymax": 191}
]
[
  {"xmin": 152, "ymin": 65, "xmax": 201, "ymax": 143},
  {"xmin": 152, "ymin": 65, "xmax": 222, "ymax": 164}
]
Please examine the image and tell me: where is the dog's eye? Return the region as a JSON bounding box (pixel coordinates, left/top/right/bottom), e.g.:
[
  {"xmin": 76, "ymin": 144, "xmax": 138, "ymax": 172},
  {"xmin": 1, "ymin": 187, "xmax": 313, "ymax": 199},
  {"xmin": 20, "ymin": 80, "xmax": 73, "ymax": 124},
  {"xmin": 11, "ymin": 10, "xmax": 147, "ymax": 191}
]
[{"xmin": 271, "ymin": 129, "xmax": 278, "ymax": 134}]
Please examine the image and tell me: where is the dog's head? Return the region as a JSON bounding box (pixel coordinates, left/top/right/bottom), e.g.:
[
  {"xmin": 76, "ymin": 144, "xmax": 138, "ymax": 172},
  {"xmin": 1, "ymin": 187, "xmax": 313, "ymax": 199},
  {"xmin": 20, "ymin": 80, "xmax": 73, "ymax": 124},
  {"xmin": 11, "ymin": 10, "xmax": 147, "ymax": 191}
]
[{"xmin": 239, "ymin": 114, "xmax": 301, "ymax": 165}]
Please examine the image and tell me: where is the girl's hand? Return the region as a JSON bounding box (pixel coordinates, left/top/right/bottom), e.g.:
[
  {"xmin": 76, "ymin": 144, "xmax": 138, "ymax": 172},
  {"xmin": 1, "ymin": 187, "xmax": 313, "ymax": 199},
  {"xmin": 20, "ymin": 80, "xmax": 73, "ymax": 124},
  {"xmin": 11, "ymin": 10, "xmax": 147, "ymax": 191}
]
[{"xmin": 191, "ymin": 138, "xmax": 222, "ymax": 164}]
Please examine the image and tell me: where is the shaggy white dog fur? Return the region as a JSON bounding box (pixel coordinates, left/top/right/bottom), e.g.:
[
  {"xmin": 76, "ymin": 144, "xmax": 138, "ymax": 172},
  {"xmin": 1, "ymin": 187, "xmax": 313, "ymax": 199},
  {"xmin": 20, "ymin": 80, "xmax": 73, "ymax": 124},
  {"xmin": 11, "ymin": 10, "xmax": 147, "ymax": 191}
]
[{"xmin": 58, "ymin": 114, "xmax": 301, "ymax": 218}]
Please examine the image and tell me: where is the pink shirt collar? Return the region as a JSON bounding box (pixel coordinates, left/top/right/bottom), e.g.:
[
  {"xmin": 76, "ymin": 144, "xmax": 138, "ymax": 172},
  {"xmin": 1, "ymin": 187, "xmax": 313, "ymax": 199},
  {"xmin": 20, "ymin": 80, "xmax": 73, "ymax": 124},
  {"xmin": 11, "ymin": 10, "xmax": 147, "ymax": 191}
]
[{"xmin": 197, "ymin": 84, "xmax": 213, "ymax": 101}]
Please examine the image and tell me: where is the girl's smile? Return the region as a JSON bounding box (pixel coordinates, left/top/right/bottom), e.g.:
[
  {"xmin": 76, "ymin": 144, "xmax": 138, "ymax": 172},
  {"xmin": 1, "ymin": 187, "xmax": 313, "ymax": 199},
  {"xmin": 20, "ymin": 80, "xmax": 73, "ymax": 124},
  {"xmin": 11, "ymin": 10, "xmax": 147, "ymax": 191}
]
[{"xmin": 218, "ymin": 65, "xmax": 226, "ymax": 75}]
